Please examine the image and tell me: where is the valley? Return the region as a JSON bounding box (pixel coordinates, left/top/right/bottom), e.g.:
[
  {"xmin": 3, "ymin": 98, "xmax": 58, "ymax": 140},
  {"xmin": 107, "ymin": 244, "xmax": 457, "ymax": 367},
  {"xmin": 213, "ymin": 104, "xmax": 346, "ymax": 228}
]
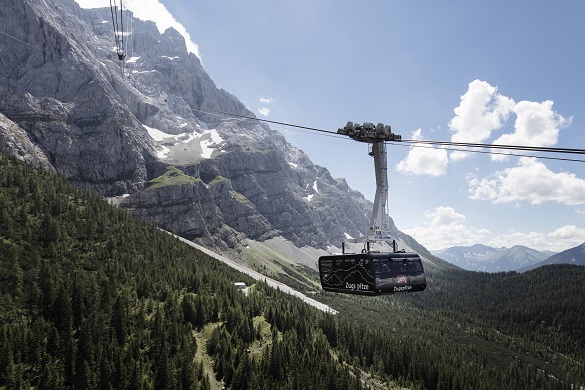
[
  {"xmin": 0, "ymin": 152, "xmax": 584, "ymax": 388},
  {"xmin": 0, "ymin": 0, "xmax": 584, "ymax": 388}
]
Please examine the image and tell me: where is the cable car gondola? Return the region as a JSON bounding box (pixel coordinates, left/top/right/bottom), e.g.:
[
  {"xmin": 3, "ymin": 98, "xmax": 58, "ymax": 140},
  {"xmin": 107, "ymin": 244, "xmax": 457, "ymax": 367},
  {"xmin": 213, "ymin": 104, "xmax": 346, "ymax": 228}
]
[
  {"xmin": 319, "ymin": 252, "xmax": 426, "ymax": 295},
  {"xmin": 318, "ymin": 122, "xmax": 427, "ymax": 296}
]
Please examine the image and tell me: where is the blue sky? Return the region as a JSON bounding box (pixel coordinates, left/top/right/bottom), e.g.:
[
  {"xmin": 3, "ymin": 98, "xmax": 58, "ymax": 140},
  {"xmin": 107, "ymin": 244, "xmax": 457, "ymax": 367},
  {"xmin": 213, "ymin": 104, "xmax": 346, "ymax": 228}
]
[{"xmin": 76, "ymin": 0, "xmax": 585, "ymax": 252}]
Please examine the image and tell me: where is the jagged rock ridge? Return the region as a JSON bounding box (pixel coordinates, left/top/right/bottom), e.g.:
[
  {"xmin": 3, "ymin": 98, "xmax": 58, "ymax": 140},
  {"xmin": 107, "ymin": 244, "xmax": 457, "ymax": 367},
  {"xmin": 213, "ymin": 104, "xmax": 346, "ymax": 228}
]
[{"xmin": 0, "ymin": 0, "xmax": 383, "ymax": 251}]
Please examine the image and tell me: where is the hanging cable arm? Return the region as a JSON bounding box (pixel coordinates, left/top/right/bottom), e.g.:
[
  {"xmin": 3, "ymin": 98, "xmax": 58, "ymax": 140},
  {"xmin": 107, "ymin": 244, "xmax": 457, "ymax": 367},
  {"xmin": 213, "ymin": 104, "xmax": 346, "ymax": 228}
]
[
  {"xmin": 119, "ymin": 0, "xmax": 124, "ymax": 56},
  {"xmin": 109, "ymin": 0, "xmax": 119, "ymax": 50}
]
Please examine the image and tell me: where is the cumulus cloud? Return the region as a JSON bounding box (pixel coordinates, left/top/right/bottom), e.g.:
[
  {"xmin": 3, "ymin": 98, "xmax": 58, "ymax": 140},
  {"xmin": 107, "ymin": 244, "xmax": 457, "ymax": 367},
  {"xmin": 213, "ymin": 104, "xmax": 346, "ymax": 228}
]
[
  {"xmin": 449, "ymin": 80, "xmax": 515, "ymax": 161},
  {"xmin": 547, "ymin": 225, "xmax": 585, "ymax": 251},
  {"xmin": 487, "ymin": 230, "xmax": 547, "ymax": 251},
  {"xmin": 396, "ymin": 129, "xmax": 449, "ymax": 176},
  {"xmin": 74, "ymin": 0, "xmax": 200, "ymax": 57},
  {"xmin": 467, "ymin": 157, "xmax": 585, "ymax": 205},
  {"xmin": 406, "ymin": 207, "xmax": 584, "ymax": 252},
  {"xmin": 257, "ymin": 107, "xmax": 270, "ymax": 117},
  {"xmin": 488, "ymin": 225, "xmax": 585, "ymax": 252},
  {"xmin": 449, "ymin": 80, "xmax": 571, "ymax": 163},
  {"xmin": 549, "ymin": 225, "xmax": 585, "ymax": 239},
  {"xmin": 491, "ymin": 100, "xmax": 571, "ymax": 161},
  {"xmin": 403, "ymin": 207, "xmax": 489, "ymax": 250},
  {"xmin": 259, "ymin": 97, "xmax": 273, "ymax": 103}
]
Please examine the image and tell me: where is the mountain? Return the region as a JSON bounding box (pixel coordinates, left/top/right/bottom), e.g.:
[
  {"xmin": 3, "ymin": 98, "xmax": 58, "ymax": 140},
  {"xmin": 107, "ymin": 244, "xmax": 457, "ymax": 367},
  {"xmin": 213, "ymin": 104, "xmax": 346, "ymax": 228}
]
[
  {"xmin": 0, "ymin": 0, "xmax": 379, "ymax": 253},
  {"xmin": 518, "ymin": 242, "xmax": 585, "ymax": 272},
  {"xmin": 433, "ymin": 243, "xmax": 555, "ymax": 272},
  {"xmin": 2, "ymin": 2, "xmax": 585, "ymax": 388},
  {"xmin": 1, "ymin": 152, "xmax": 584, "ymax": 389},
  {"xmin": 0, "ymin": 1, "xmax": 465, "ymax": 327}
]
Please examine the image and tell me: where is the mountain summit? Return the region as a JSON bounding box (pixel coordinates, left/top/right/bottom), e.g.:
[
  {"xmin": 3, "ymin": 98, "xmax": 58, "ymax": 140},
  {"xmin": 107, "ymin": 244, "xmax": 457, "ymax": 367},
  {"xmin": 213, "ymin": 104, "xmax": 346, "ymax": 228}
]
[{"xmin": 0, "ymin": 0, "xmax": 391, "ymax": 253}]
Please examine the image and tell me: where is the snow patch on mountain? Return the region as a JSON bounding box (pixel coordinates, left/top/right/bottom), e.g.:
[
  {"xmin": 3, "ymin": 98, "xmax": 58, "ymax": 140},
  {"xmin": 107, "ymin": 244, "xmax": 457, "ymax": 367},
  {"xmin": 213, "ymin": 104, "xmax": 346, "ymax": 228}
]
[
  {"xmin": 199, "ymin": 129, "xmax": 222, "ymax": 158},
  {"xmin": 144, "ymin": 125, "xmax": 223, "ymax": 160},
  {"xmin": 157, "ymin": 145, "xmax": 170, "ymax": 159},
  {"xmin": 144, "ymin": 125, "xmax": 174, "ymax": 141}
]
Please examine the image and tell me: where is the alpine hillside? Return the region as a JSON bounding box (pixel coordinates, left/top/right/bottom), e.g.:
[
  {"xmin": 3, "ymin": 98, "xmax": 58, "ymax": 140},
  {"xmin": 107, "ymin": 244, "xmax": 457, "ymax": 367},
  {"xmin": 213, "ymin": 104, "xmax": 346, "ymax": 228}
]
[
  {"xmin": 1, "ymin": 2, "xmax": 585, "ymax": 388},
  {"xmin": 1, "ymin": 152, "xmax": 584, "ymax": 389}
]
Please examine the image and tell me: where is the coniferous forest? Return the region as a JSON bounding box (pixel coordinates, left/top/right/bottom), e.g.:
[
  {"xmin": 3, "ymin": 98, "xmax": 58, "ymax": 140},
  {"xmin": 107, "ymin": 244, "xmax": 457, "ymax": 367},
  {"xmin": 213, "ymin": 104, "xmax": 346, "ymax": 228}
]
[{"xmin": 0, "ymin": 152, "xmax": 584, "ymax": 389}]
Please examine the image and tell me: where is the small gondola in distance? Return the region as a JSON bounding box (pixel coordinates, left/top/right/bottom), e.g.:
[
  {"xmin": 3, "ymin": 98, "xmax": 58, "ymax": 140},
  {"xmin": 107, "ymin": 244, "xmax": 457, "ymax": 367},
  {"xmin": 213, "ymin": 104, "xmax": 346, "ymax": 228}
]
[{"xmin": 318, "ymin": 252, "xmax": 426, "ymax": 295}]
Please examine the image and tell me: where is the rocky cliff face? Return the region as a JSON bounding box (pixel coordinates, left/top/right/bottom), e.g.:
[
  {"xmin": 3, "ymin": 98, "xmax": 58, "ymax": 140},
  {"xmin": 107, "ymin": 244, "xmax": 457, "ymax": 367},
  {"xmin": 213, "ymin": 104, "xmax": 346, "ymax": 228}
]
[
  {"xmin": 0, "ymin": 0, "xmax": 158, "ymax": 195},
  {"xmin": 0, "ymin": 0, "xmax": 381, "ymax": 251}
]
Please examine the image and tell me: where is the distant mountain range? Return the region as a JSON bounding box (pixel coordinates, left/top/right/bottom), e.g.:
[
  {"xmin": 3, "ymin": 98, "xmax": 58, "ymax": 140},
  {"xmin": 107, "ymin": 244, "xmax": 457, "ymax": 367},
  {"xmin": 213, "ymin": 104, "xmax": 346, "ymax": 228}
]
[
  {"xmin": 517, "ymin": 242, "xmax": 585, "ymax": 272},
  {"xmin": 432, "ymin": 244, "xmax": 556, "ymax": 272}
]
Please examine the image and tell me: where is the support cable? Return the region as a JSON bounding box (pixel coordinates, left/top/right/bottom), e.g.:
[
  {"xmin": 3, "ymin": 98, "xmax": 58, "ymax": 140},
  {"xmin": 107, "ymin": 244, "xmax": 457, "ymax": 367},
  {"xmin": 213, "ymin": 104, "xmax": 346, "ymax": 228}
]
[
  {"xmin": 386, "ymin": 141, "xmax": 585, "ymax": 164},
  {"xmin": 401, "ymin": 139, "xmax": 585, "ymax": 155},
  {"xmin": 0, "ymin": 6, "xmax": 583, "ymax": 162},
  {"xmin": 193, "ymin": 108, "xmax": 585, "ymax": 160}
]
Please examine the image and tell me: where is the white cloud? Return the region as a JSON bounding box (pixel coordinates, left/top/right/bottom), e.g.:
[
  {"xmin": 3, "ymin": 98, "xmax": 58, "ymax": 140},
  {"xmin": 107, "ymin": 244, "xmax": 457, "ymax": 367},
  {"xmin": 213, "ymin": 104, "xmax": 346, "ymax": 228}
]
[
  {"xmin": 491, "ymin": 100, "xmax": 570, "ymax": 161},
  {"xmin": 547, "ymin": 225, "xmax": 585, "ymax": 251},
  {"xmin": 259, "ymin": 97, "xmax": 273, "ymax": 103},
  {"xmin": 396, "ymin": 129, "xmax": 449, "ymax": 176},
  {"xmin": 449, "ymin": 80, "xmax": 515, "ymax": 161},
  {"xmin": 448, "ymin": 80, "xmax": 571, "ymax": 163},
  {"xmin": 467, "ymin": 157, "xmax": 585, "ymax": 205},
  {"xmin": 403, "ymin": 207, "xmax": 489, "ymax": 250},
  {"xmin": 549, "ymin": 225, "xmax": 585, "ymax": 240},
  {"xmin": 488, "ymin": 225, "xmax": 585, "ymax": 252},
  {"xmin": 488, "ymin": 231, "xmax": 546, "ymax": 251},
  {"xmin": 406, "ymin": 207, "xmax": 584, "ymax": 252},
  {"xmin": 74, "ymin": 0, "xmax": 200, "ymax": 57},
  {"xmin": 257, "ymin": 107, "xmax": 270, "ymax": 117}
]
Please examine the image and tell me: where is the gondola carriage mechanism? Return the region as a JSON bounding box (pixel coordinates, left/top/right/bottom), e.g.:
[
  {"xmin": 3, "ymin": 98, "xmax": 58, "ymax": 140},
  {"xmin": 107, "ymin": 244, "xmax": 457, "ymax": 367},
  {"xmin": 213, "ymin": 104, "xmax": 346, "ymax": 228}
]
[{"xmin": 318, "ymin": 122, "xmax": 427, "ymax": 295}]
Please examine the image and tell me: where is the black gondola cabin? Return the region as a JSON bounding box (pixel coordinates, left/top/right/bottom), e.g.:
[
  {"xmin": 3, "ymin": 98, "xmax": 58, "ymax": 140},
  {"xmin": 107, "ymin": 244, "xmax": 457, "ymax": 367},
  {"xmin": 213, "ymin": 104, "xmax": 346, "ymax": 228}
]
[{"xmin": 318, "ymin": 252, "xmax": 426, "ymax": 295}]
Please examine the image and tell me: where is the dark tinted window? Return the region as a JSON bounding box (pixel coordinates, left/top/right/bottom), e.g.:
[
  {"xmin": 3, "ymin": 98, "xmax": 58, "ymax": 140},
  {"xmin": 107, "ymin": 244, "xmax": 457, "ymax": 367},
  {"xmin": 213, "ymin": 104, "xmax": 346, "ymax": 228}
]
[
  {"xmin": 407, "ymin": 261, "xmax": 422, "ymax": 275},
  {"xmin": 392, "ymin": 261, "xmax": 407, "ymax": 274},
  {"xmin": 373, "ymin": 259, "xmax": 392, "ymax": 278}
]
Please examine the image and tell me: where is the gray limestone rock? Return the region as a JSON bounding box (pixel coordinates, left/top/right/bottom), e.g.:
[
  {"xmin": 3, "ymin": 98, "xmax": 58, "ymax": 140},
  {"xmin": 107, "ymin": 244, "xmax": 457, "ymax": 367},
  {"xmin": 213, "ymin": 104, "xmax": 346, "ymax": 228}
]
[
  {"xmin": 0, "ymin": 0, "xmax": 379, "ymax": 252},
  {"xmin": 0, "ymin": 113, "xmax": 54, "ymax": 171}
]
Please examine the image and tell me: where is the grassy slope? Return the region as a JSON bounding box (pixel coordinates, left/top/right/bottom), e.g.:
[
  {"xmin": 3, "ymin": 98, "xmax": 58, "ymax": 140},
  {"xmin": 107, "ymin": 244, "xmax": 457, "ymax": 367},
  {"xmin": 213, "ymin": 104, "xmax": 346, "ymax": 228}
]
[{"xmin": 148, "ymin": 166, "xmax": 200, "ymax": 189}]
